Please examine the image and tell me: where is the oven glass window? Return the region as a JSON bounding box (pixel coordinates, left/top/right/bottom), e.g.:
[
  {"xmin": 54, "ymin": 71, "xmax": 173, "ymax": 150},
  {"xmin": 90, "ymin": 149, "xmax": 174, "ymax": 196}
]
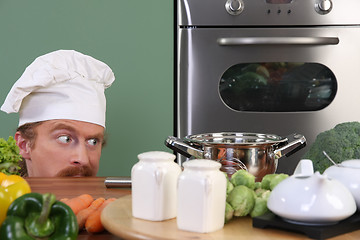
[{"xmin": 219, "ymin": 62, "xmax": 337, "ymax": 112}]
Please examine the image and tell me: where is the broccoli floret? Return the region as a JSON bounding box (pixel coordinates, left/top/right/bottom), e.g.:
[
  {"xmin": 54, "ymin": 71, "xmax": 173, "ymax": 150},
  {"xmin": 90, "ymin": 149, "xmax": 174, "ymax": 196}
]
[{"xmin": 302, "ymin": 121, "xmax": 360, "ymax": 173}]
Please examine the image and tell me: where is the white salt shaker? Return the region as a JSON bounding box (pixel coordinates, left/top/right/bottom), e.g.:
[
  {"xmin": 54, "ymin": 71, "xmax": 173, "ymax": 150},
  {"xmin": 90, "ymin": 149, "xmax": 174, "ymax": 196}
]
[
  {"xmin": 177, "ymin": 159, "xmax": 227, "ymax": 233},
  {"xmin": 131, "ymin": 151, "xmax": 182, "ymax": 221}
]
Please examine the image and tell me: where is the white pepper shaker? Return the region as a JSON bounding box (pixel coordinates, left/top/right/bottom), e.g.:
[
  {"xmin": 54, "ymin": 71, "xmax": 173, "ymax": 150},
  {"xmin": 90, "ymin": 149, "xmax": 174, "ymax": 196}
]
[
  {"xmin": 177, "ymin": 159, "xmax": 227, "ymax": 233},
  {"xmin": 131, "ymin": 151, "xmax": 181, "ymax": 221}
]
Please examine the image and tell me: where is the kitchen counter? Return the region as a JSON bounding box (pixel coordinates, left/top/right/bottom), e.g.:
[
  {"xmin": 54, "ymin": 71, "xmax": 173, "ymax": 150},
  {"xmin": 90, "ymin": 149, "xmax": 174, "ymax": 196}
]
[
  {"xmin": 26, "ymin": 177, "xmax": 360, "ymax": 240},
  {"xmin": 26, "ymin": 177, "xmax": 129, "ymax": 240}
]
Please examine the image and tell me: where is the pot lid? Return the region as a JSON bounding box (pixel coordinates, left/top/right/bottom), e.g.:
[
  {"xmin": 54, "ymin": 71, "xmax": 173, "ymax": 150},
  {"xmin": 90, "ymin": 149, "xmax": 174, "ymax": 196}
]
[{"xmin": 184, "ymin": 132, "xmax": 288, "ymax": 146}]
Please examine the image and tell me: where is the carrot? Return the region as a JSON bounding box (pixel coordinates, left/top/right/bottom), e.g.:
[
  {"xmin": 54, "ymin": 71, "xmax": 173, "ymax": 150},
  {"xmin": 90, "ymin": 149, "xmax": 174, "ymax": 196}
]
[
  {"xmin": 77, "ymin": 197, "xmax": 105, "ymax": 230},
  {"xmin": 63, "ymin": 194, "xmax": 94, "ymax": 214},
  {"xmin": 60, "ymin": 198, "xmax": 69, "ymax": 203},
  {"xmin": 85, "ymin": 198, "xmax": 116, "ymax": 233}
]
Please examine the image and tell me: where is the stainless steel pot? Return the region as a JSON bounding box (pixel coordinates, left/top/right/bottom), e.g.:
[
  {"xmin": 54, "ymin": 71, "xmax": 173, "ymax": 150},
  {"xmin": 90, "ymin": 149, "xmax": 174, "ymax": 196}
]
[{"xmin": 165, "ymin": 132, "xmax": 306, "ymax": 181}]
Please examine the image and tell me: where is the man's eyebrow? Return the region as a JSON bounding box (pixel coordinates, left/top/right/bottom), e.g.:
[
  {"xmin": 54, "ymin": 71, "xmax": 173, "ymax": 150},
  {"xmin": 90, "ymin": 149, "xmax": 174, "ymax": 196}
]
[
  {"xmin": 49, "ymin": 122, "xmax": 105, "ymax": 140},
  {"xmin": 49, "ymin": 123, "xmax": 76, "ymax": 132},
  {"xmin": 90, "ymin": 132, "xmax": 105, "ymax": 140}
]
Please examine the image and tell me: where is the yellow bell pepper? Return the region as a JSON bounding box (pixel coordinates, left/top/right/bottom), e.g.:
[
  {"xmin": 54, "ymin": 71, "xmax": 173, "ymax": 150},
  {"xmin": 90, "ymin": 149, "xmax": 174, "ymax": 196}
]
[{"xmin": 0, "ymin": 172, "xmax": 31, "ymax": 225}]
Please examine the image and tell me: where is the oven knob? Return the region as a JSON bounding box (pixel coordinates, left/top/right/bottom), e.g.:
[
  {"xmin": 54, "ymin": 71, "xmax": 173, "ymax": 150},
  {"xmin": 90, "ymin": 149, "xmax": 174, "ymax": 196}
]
[
  {"xmin": 315, "ymin": 0, "xmax": 333, "ymax": 15},
  {"xmin": 225, "ymin": 0, "xmax": 244, "ymax": 16}
]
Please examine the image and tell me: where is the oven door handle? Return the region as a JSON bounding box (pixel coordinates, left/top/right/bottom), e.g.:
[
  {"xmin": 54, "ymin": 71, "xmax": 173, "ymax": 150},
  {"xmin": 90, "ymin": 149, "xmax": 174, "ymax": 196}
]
[{"xmin": 217, "ymin": 37, "xmax": 339, "ymax": 46}]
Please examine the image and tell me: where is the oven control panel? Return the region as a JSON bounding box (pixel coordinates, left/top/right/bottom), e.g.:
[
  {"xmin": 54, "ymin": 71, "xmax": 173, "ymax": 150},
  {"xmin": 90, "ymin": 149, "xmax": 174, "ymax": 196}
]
[
  {"xmin": 178, "ymin": 0, "xmax": 360, "ymax": 26},
  {"xmin": 225, "ymin": 0, "xmax": 333, "ymax": 16}
]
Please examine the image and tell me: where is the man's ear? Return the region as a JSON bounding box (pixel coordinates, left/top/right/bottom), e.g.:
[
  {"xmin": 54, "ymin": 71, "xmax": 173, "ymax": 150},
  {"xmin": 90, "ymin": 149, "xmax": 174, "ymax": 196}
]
[{"xmin": 14, "ymin": 132, "xmax": 31, "ymax": 159}]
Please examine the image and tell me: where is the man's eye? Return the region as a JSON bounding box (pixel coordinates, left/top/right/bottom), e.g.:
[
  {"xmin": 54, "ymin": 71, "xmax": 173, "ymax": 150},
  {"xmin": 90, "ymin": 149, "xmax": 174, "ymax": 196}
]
[
  {"xmin": 58, "ymin": 135, "xmax": 71, "ymax": 143},
  {"xmin": 88, "ymin": 138, "xmax": 99, "ymax": 146}
]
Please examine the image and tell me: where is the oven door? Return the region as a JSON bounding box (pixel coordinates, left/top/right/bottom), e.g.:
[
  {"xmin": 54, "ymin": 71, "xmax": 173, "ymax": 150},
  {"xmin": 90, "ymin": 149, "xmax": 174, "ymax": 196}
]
[{"xmin": 177, "ymin": 27, "xmax": 360, "ymax": 173}]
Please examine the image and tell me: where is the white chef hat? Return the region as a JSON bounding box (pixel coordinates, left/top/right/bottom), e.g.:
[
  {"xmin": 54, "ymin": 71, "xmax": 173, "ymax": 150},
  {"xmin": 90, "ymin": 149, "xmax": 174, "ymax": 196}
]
[{"xmin": 1, "ymin": 50, "xmax": 115, "ymax": 128}]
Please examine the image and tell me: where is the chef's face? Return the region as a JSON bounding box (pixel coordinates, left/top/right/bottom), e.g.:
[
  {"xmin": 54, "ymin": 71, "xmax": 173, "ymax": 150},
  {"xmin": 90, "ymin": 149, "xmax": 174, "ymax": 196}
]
[{"xmin": 16, "ymin": 119, "xmax": 105, "ymax": 177}]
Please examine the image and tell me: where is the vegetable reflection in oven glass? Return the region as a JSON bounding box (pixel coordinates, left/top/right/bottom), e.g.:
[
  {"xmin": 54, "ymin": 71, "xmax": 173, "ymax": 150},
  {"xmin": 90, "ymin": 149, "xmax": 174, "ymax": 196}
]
[{"xmin": 219, "ymin": 62, "xmax": 337, "ymax": 112}]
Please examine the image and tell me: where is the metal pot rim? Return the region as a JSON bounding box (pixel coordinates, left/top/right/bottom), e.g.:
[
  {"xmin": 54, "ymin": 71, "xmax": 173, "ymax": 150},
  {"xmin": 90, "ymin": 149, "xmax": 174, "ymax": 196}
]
[{"xmin": 184, "ymin": 132, "xmax": 288, "ymax": 146}]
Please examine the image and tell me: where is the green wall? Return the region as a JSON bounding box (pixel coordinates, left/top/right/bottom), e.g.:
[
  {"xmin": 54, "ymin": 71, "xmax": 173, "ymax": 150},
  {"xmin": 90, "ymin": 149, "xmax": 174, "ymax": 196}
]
[{"xmin": 0, "ymin": 0, "xmax": 174, "ymax": 176}]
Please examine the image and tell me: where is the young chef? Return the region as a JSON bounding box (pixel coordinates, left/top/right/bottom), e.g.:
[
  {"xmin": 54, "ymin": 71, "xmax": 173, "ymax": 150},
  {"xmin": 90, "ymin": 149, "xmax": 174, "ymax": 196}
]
[{"xmin": 1, "ymin": 50, "xmax": 115, "ymax": 177}]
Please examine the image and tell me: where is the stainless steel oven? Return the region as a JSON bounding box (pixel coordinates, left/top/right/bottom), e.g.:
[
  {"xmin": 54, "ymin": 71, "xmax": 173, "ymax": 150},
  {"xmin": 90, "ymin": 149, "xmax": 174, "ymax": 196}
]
[{"xmin": 174, "ymin": 0, "xmax": 360, "ymax": 174}]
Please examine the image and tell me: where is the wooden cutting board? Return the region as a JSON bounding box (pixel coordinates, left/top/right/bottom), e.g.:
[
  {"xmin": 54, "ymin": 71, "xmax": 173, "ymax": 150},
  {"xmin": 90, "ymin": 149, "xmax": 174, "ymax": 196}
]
[{"xmin": 101, "ymin": 195, "xmax": 308, "ymax": 240}]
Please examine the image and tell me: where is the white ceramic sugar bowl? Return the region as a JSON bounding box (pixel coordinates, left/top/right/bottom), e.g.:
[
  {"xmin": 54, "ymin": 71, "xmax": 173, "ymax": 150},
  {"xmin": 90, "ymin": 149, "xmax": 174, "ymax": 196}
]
[
  {"xmin": 267, "ymin": 170, "xmax": 356, "ymax": 225},
  {"xmin": 131, "ymin": 151, "xmax": 182, "ymax": 221},
  {"xmin": 177, "ymin": 159, "xmax": 227, "ymax": 233},
  {"xmin": 324, "ymin": 159, "xmax": 360, "ymax": 210}
]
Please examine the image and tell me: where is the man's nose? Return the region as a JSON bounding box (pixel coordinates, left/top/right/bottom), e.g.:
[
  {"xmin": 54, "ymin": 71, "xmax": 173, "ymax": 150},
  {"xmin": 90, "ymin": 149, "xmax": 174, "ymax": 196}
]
[{"xmin": 72, "ymin": 144, "xmax": 90, "ymax": 166}]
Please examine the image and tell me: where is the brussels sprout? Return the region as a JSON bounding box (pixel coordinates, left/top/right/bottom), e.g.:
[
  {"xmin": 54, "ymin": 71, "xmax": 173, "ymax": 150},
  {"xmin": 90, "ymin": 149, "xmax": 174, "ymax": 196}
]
[
  {"xmin": 260, "ymin": 174, "xmax": 277, "ymax": 190},
  {"xmin": 260, "ymin": 189, "xmax": 271, "ymax": 200},
  {"xmin": 269, "ymin": 173, "xmax": 289, "ymax": 190},
  {"xmin": 254, "ymin": 188, "xmax": 271, "ymax": 199},
  {"xmin": 223, "ymin": 172, "xmax": 234, "ymax": 196},
  {"xmin": 227, "ymin": 185, "xmax": 255, "ymax": 217},
  {"xmin": 254, "ymin": 182, "xmax": 262, "ymax": 190},
  {"xmin": 227, "ymin": 180, "xmax": 234, "ymax": 196},
  {"xmin": 250, "ymin": 197, "xmax": 269, "ymax": 218},
  {"xmin": 225, "ymin": 202, "xmax": 234, "ymax": 223},
  {"xmin": 230, "ymin": 170, "xmax": 255, "ymax": 189}
]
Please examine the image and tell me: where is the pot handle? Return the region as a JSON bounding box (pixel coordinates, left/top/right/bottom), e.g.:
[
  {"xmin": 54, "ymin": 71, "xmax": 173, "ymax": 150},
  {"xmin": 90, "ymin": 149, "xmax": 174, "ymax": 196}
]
[
  {"xmin": 274, "ymin": 133, "xmax": 306, "ymax": 159},
  {"xmin": 165, "ymin": 136, "xmax": 203, "ymax": 159}
]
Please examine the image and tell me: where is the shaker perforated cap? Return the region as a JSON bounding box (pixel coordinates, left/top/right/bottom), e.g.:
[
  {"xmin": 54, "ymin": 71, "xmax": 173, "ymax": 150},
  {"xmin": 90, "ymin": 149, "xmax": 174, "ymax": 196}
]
[{"xmin": 1, "ymin": 50, "xmax": 115, "ymax": 127}]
